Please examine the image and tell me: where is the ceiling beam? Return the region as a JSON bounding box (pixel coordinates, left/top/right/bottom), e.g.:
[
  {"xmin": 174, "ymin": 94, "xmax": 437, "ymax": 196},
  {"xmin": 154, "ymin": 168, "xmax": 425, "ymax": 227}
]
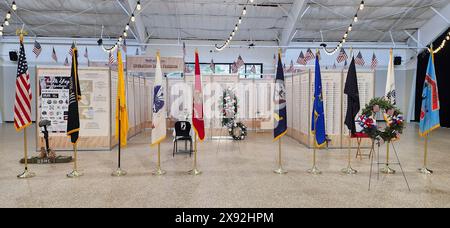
[{"xmin": 279, "ymin": 0, "xmax": 308, "ymax": 48}]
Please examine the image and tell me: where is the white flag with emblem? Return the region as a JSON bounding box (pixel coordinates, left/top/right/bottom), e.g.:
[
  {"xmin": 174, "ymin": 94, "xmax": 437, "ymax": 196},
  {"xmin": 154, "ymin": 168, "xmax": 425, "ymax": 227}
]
[
  {"xmin": 151, "ymin": 52, "xmax": 167, "ymax": 145},
  {"xmin": 385, "ymin": 49, "xmax": 396, "ymax": 105}
]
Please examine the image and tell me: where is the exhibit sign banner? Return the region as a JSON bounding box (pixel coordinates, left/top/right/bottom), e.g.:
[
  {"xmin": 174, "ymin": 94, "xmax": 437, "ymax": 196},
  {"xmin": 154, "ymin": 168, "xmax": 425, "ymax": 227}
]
[
  {"xmin": 127, "ymin": 56, "xmax": 184, "ymax": 73},
  {"xmin": 36, "ymin": 66, "xmax": 112, "ymax": 151}
]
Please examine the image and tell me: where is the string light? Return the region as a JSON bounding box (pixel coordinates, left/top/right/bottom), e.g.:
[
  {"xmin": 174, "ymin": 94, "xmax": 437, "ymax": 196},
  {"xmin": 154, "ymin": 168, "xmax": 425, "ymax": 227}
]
[
  {"xmin": 431, "ymin": 31, "xmax": 450, "ymax": 54},
  {"xmin": 12, "ymin": 1, "xmax": 17, "ymax": 11},
  {"xmin": 4, "ymin": 19, "xmax": 9, "ymax": 26},
  {"xmin": 136, "ymin": 1, "xmax": 141, "ymax": 11},
  {"xmin": 100, "ymin": 0, "xmax": 142, "ymax": 52},
  {"xmin": 323, "ymin": 1, "xmax": 364, "ymax": 54},
  {"xmin": 215, "ymin": 0, "xmax": 253, "ymax": 51},
  {"xmin": 6, "ymin": 11, "xmax": 11, "ymax": 19}
]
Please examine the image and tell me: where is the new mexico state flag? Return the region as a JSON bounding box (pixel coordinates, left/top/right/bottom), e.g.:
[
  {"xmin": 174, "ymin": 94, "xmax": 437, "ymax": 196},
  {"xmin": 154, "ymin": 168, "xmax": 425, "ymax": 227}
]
[{"xmin": 115, "ymin": 50, "xmax": 129, "ymax": 146}]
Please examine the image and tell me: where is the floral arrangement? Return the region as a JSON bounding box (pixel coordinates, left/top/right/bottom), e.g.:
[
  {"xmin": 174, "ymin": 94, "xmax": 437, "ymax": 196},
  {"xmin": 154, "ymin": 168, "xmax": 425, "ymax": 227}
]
[
  {"xmin": 219, "ymin": 88, "xmax": 247, "ymax": 140},
  {"xmin": 357, "ymin": 97, "xmax": 404, "ymax": 143}
]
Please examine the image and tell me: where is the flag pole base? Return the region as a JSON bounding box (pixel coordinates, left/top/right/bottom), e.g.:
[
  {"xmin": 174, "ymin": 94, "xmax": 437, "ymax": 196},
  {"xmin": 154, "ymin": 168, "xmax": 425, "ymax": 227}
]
[
  {"xmin": 67, "ymin": 170, "xmax": 83, "ymax": 178},
  {"xmin": 152, "ymin": 168, "xmax": 166, "ymax": 176},
  {"xmin": 188, "ymin": 168, "xmax": 202, "ymax": 176},
  {"xmin": 307, "ymin": 166, "xmax": 322, "ymax": 175},
  {"xmin": 17, "ymin": 169, "xmax": 35, "ymax": 179},
  {"xmin": 111, "ymin": 168, "xmax": 127, "ymax": 177},
  {"xmin": 380, "ymin": 165, "xmax": 396, "ymax": 174},
  {"xmin": 273, "ymin": 167, "xmax": 288, "ymax": 175},
  {"xmin": 341, "ymin": 166, "xmax": 357, "ymax": 175},
  {"xmin": 418, "ymin": 167, "xmax": 433, "ymax": 175}
]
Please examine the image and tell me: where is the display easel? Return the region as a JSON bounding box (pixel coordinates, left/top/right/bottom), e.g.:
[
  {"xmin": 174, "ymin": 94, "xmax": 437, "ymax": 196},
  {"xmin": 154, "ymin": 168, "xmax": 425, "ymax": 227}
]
[{"xmin": 368, "ymin": 141, "xmax": 410, "ymax": 191}]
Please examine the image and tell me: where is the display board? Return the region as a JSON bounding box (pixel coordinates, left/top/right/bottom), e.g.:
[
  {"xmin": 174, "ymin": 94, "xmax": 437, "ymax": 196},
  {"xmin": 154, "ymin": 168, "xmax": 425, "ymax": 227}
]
[
  {"xmin": 286, "ymin": 69, "xmax": 375, "ymax": 148},
  {"xmin": 36, "ymin": 67, "xmax": 111, "ymax": 151}
]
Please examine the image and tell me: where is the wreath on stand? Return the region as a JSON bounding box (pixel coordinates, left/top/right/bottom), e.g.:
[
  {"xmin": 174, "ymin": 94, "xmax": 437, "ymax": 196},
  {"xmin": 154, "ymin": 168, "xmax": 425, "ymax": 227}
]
[
  {"xmin": 220, "ymin": 88, "xmax": 247, "ymax": 140},
  {"xmin": 357, "ymin": 97, "xmax": 405, "ymax": 144}
]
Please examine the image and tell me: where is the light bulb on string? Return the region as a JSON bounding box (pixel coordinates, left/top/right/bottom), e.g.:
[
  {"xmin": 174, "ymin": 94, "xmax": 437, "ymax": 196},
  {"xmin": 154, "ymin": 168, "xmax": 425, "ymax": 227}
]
[
  {"xmin": 6, "ymin": 12, "xmax": 11, "ymax": 19},
  {"xmin": 238, "ymin": 17, "xmax": 242, "ymax": 24},
  {"xmin": 4, "ymin": 19, "xmax": 9, "ymax": 26},
  {"xmin": 235, "ymin": 25, "xmax": 238, "ymax": 31},
  {"xmin": 123, "ymin": 31, "xmax": 128, "ymax": 37},
  {"xmin": 12, "ymin": 1, "xmax": 17, "ymax": 11},
  {"xmin": 354, "ymin": 14, "xmax": 358, "ymax": 23},
  {"xmin": 125, "ymin": 24, "xmax": 130, "ymax": 30},
  {"xmin": 250, "ymin": 0, "xmax": 254, "ymax": 3},
  {"xmin": 344, "ymin": 32, "xmax": 348, "ymax": 38},
  {"xmin": 131, "ymin": 14, "xmax": 136, "ymax": 22},
  {"xmin": 360, "ymin": 1, "xmax": 365, "ymax": 10},
  {"xmin": 137, "ymin": 1, "xmax": 141, "ymax": 11},
  {"xmin": 243, "ymin": 7, "xmax": 247, "ymax": 15},
  {"xmin": 0, "ymin": 31, "xmax": 3, "ymax": 36},
  {"xmin": 348, "ymin": 25, "xmax": 352, "ymax": 32},
  {"xmin": 0, "ymin": 25, "xmax": 3, "ymax": 31}
]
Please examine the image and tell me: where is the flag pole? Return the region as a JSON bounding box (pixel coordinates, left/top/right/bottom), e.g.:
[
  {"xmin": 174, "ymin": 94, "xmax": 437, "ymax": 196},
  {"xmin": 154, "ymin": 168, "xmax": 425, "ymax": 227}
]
[
  {"xmin": 380, "ymin": 141, "xmax": 395, "ymax": 174},
  {"xmin": 419, "ymin": 135, "xmax": 433, "ymax": 174},
  {"xmin": 273, "ymin": 137, "xmax": 287, "ymax": 174},
  {"xmin": 67, "ymin": 142, "xmax": 83, "ymax": 178},
  {"xmin": 188, "ymin": 133, "xmax": 202, "ymax": 175},
  {"xmin": 17, "ymin": 128, "xmax": 35, "ymax": 178},
  {"xmin": 308, "ymin": 118, "xmax": 322, "ymax": 175},
  {"xmin": 341, "ymin": 133, "xmax": 357, "ymax": 174},
  {"xmin": 152, "ymin": 143, "xmax": 166, "ymax": 175},
  {"xmin": 112, "ymin": 97, "xmax": 127, "ymax": 176}
]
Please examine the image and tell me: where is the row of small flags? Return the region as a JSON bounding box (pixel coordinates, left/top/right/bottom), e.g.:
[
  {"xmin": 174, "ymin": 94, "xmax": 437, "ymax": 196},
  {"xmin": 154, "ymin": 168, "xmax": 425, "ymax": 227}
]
[
  {"xmin": 187, "ymin": 54, "xmax": 257, "ymax": 74},
  {"xmin": 32, "ymin": 40, "xmax": 139, "ymax": 66},
  {"xmin": 292, "ymin": 48, "xmax": 379, "ymax": 70}
]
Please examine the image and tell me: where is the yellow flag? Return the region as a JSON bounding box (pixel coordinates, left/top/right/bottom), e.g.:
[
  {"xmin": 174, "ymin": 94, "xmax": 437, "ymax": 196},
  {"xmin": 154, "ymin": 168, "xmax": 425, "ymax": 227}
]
[{"xmin": 115, "ymin": 50, "xmax": 129, "ymax": 146}]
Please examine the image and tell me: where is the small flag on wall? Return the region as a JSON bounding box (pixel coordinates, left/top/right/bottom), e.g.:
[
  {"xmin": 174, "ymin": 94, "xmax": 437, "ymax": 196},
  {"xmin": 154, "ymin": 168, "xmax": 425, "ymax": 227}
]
[
  {"xmin": 297, "ymin": 51, "xmax": 307, "ymax": 65},
  {"xmin": 371, "ymin": 52, "xmax": 378, "ymax": 70},
  {"xmin": 51, "ymin": 47, "xmax": 58, "ymax": 62},
  {"xmin": 84, "ymin": 47, "xmax": 89, "ymax": 59},
  {"xmin": 122, "ymin": 39, "xmax": 127, "ymax": 53},
  {"xmin": 236, "ymin": 55, "xmax": 245, "ymax": 69},
  {"xmin": 69, "ymin": 42, "xmax": 75, "ymax": 57},
  {"xmin": 355, "ymin": 51, "xmax": 365, "ymax": 66},
  {"xmin": 33, "ymin": 40, "xmax": 42, "ymax": 58},
  {"xmin": 210, "ymin": 59, "xmax": 215, "ymax": 73},
  {"xmin": 64, "ymin": 56, "xmax": 69, "ymax": 66},
  {"xmin": 250, "ymin": 65, "xmax": 256, "ymax": 74},
  {"xmin": 336, "ymin": 48, "xmax": 348, "ymax": 63},
  {"xmin": 305, "ymin": 48, "xmax": 315, "ymax": 63},
  {"xmin": 135, "ymin": 47, "xmax": 140, "ymax": 56},
  {"xmin": 109, "ymin": 52, "xmax": 115, "ymax": 65}
]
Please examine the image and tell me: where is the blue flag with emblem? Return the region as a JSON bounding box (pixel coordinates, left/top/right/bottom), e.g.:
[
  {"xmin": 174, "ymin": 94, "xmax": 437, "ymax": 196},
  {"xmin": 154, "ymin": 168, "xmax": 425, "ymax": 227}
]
[
  {"xmin": 273, "ymin": 52, "xmax": 287, "ymax": 141},
  {"xmin": 311, "ymin": 54, "xmax": 326, "ymax": 147},
  {"xmin": 419, "ymin": 52, "xmax": 440, "ymax": 137}
]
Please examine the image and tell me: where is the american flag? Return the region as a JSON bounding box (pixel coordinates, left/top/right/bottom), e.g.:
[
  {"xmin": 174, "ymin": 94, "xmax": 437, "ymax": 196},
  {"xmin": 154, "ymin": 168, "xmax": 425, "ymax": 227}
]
[
  {"xmin": 33, "ymin": 40, "xmax": 42, "ymax": 58},
  {"xmin": 354, "ymin": 51, "xmax": 365, "ymax": 66},
  {"xmin": 84, "ymin": 47, "xmax": 89, "ymax": 59},
  {"xmin": 64, "ymin": 56, "xmax": 69, "ymax": 66},
  {"xmin": 287, "ymin": 60, "xmax": 294, "ymax": 73},
  {"xmin": 304, "ymin": 48, "xmax": 315, "ymax": 63},
  {"xmin": 297, "ymin": 51, "xmax": 307, "ymax": 65},
  {"xmin": 250, "ymin": 65, "xmax": 256, "ymax": 74},
  {"xmin": 231, "ymin": 62, "xmax": 238, "ymax": 73},
  {"xmin": 236, "ymin": 55, "xmax": 245, "ymax": 69},
  {"xmin": 51, "ymin": 47, "xmax": 58, "ymax": 62},
  {"xmin": 122, "ymin": 39, "xmax": 127, "ymax": 53},
  {"xmin": 109, "ymin": 51, "xmax": 115, "ymax": 65},
  {"xmin": 14, "ymin": 39, "xmax": 32, "ymax": 131},
  {"xmin": 371, "ymin": 52, "xmax": 378, "ymax": 70},
  {"xmin": 336, "ymin": 48, "xmax": 348, "ymax": 63},
  {"xmin": 210, "ymin": 59, "xmax": 215, "ymax": 73},
  {"xmin": 69, "ymin": 42, "xmax": 75, "ymax": 57}
]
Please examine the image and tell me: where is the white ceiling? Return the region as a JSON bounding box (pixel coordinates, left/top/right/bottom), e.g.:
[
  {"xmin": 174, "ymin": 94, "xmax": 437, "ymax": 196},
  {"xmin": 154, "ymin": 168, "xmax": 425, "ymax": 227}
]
[{"xmin": 0, "ymin": 0, "xmax": 448, "ymax": 44}]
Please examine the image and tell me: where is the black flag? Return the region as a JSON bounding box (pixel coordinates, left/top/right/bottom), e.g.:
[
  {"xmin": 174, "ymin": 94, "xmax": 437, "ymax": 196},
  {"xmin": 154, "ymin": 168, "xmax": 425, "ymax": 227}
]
[
  {"xmin": 67, "ymin": 46, "xmax": 81, "ymax": 144},
  {"xmin": 344, "ymin": 57, "xmax": 360, "ymax": 134}
]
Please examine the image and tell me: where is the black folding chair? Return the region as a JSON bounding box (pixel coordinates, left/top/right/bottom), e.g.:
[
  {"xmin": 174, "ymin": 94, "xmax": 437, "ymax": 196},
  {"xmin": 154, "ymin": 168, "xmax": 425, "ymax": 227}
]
[{"xmin": 173, "ymin": 121, "xmax": 193, "ymax": 157}]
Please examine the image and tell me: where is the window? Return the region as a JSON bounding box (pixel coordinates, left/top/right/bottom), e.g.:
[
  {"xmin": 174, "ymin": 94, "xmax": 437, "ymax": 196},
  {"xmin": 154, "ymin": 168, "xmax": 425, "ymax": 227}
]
[{"xmin": 185, "ymin": 63, "xmax": 263, "ymax": 77}]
